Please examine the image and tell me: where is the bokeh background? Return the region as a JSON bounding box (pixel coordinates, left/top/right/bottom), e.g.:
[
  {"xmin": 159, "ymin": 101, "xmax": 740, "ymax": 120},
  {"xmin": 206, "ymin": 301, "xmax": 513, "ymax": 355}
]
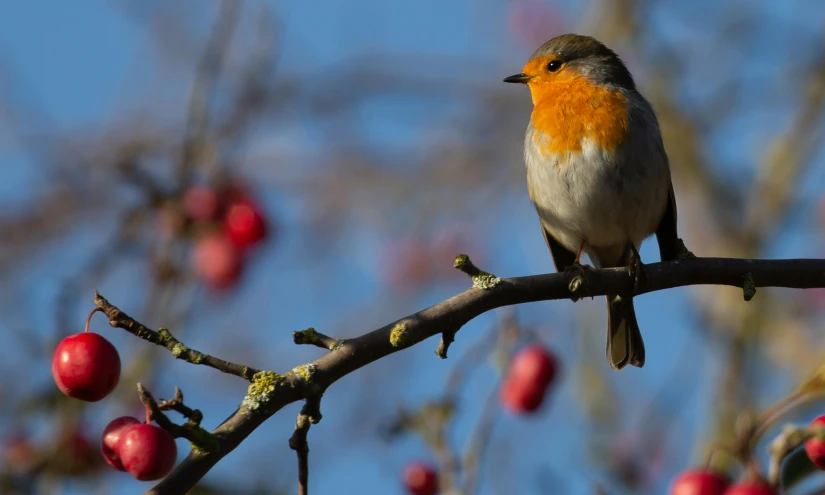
[{"xmin": 3, "ymin": 0, "xmax": 825, "ymax": 494}]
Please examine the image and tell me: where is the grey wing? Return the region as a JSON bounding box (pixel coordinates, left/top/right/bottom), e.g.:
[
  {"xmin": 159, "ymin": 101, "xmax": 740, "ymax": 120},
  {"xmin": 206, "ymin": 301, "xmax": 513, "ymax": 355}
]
[
  {"xmin": 655, "ymin": 183, "xmax": 680, "ymax": 261},
  {"xmin": 539, "ymin": 220, "xmax": 577, "ymax": 272}
]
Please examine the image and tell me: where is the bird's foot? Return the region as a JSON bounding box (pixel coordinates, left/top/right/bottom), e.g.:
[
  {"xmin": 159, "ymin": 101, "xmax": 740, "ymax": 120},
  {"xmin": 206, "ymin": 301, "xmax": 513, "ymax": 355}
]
[
  {"xmin": 564, "ymin": 262, "xmax": 594, "ymax": 301},
  {"xmin": 627, "ymin": 248, "xmax": 647, "ymax": 295}
]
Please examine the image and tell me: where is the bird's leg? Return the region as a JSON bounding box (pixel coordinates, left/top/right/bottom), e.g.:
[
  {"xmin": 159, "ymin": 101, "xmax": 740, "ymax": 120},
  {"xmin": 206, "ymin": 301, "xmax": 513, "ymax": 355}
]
[
  {"xmin": 627, "ymin": 244, "xmax": 647, "ymax": 295},
  {"xmin": 574, "ymin": 242, "xmax": 586, "ymax": 264},
  {"xmin": 563, "ymin": 241, "xmax": 594, "ymax": 301}
]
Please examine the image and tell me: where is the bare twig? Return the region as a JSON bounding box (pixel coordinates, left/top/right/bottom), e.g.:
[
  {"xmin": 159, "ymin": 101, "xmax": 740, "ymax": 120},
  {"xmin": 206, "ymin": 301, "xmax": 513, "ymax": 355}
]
[
  {"xmin": 436, "ymin": 254, "xmax": 502, "ymax": 358},
  {"xmin": 158, "ymin": 387, "xmax": 204, "ymax": 426},
  {"xmin": 289, "ymin": 397, "xmax": 322, "ymax": 495},
  {"xmin": 137, "ymin": 384, "xmax": 219, "ymax": 453},
  {"xmin": 94, "ymin": 291, "xmax": 259, "ymax": 380},
  {"xmin": 292, "ymin": 328, "xmax": 342, "ymax": 351},
  {"xmin": 462, "ymin": 378, "xmax": 503, "ymax": 495}
]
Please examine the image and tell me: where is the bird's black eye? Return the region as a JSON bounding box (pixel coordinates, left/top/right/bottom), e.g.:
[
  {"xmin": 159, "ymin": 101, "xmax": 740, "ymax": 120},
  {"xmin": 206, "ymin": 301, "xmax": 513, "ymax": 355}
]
[{"xmin": 547, "ymin": 60, "xmax": 562, "ymax": 72}]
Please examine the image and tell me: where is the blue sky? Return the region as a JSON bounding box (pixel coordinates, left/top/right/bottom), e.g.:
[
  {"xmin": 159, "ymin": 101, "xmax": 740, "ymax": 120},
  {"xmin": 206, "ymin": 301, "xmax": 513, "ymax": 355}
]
[{"xmin": 2, "ymin": 1, "xmax": 824, "ymax": 494}]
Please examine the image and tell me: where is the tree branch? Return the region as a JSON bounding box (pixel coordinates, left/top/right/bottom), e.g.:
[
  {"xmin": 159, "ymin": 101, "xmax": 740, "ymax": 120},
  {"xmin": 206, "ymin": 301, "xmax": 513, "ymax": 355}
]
[
  {"xmin": 94, "ymin": 291, "xmax": 259, "ymax": 380},
  {"xmin": 144, "ymin": 257, "xmax": 825, "ymax": 494}
]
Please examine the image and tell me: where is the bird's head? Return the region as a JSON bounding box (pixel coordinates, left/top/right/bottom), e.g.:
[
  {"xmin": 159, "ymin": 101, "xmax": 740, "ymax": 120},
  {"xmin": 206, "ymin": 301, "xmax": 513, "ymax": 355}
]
[{"xmin": 504, "ymin": 34, "xmax": 636, "ymax": 104}]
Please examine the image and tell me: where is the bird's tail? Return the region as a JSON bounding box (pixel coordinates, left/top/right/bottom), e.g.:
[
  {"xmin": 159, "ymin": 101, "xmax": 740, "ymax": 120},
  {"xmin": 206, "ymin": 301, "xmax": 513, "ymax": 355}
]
[{"xmin": 605, "ymin": 295, "xmax": 645, "ymax": 370}]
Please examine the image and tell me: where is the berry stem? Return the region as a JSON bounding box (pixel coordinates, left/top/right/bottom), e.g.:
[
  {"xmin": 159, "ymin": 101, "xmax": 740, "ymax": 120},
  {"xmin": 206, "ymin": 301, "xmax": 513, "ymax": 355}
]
[
  {"xmin": 145, "ymin": 403, "xmax": 152, "ymax": 425},
  {"xmin": 704, "ymin": 441, "xmax": 736, "ymax": 471},
  {"xmin": 84, "ymin": 307, "xmax": 103, "ymax": 333},
  {"xmin": 753, "ymin": 391, "xmax": 808, "ymax": 443}
]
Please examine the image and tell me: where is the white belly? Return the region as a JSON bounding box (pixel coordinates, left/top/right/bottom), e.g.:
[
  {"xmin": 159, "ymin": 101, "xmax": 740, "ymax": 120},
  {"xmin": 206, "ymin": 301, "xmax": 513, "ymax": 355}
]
[{"xmin": 525, "ymin": 130, "xmax": 670, "ymax": 266}]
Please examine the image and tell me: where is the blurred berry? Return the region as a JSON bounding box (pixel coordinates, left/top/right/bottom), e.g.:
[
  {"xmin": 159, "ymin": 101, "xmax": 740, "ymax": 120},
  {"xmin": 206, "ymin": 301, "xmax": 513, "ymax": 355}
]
[
  {"xmin": 183, "ymin": 185, "xmax": 221, "ymax": 222},
  {"xmin": 805, "ymin": 414, "xmax": 825, "ymax": 469},
  {"xmin": 4, "ymin": 433, "xmax": 36, "ymax": 473},
  {"xmin": 500, "ymin": 345, "xmax": 557, "ymax": 414},
  {"xmin": 224, "ymin": 196, "xmax": 268, "ymax": 250},
  {"xmin": 192, "ymin": 232, "xmax": 243, "ymax": 290},
  {"xmin": 403, "ymin": 462, "xmax": 438, "ymax": 495},
  {"xmin": 58, "ymin": 428, "xmax": 101, "ymax": 476},
  {"xmin": 670, "ymin": 468, "xmax": 729, "ymax": 495}
]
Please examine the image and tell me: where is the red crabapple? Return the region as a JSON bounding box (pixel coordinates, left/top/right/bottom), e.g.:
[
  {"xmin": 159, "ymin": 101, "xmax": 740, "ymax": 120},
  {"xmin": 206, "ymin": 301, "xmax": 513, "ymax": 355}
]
[
  {"xmin": 101, "ymin": 416, "xmax": 140, "ymax": 471},
  {"xmin": 116, "ymin": 423, "xmax": 177, "ymax": 481},
  {"xmin": 52, "ymin": 332, "xmax": 120, "ymax": 402}
]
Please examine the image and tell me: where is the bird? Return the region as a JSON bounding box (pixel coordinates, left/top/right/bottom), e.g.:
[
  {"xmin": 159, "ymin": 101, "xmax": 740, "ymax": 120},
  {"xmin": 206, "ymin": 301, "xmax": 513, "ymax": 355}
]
[{"xmin": 503, "ymin": 34, "xmax": 682, "ymax": 370}]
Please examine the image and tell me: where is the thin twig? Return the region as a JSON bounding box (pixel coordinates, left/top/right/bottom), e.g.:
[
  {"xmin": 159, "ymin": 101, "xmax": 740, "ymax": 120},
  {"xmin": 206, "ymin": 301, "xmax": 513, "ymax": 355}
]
[
  {"xmin": 292, "ymin": 328, "xmax": 342, "ymax": 351},
  {"xmin": 158, "ymin": 387, "xmax": 204, "ymax": 426},
  {"xmin": 462, "ymin": 379, "xmax": 503, "ymax": 495},
  {"xmin": 289, "ymin": 397, "xmax": 322, "ymax": 495},
  {"xmin": 94, "ymin": 291, "xmax": 259, "ymax": 381},
  {"xmin": 178, "ymin": 0, "xmax": 240, "ymax": 183},
  {"xmin": 138, "ymin": 383, "xmax": 219, "ymax": 453}
]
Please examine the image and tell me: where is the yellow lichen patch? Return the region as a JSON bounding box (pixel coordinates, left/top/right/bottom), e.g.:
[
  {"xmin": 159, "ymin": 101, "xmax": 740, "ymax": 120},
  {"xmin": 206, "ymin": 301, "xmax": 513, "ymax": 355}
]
[
  {"xmin": 472, "ymin": 271, "xmax": 501, "ymax": 290},
  {"xmin": 520, "ymin": 56, "xmax": 629, "ymax": 157},
  {"xmin": 247, "ymin": 370, "xmax": 283, "ymax": 396},
  {"xmin": 242, "ymin": 370, "xmax": 286, "ymax": 411},
  {"xmin": 170, "ymin": 343, "xmax": 188, "ymax": 358},
  {"xmin": 293, "ymin": 328, "xmax": 318, "ymax": 345},
  {"xmin": 389, "ymin": 323, "xmax": 409, "ymax": 348},
  {"xmin": 292, "ymin": 364, "xmax": 316, "ymax": 382}
]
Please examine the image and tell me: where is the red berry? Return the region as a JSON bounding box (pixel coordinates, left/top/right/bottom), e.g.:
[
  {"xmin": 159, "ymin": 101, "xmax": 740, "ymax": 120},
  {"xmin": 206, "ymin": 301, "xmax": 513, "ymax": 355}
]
[
  {"xmin": 52, "ymin": 332, "xmax": 121, "ymax": 402},
  {"xmin": 183, "ymin": 185, "xmax": 221, "ymax": 222},
  {"xmin": 805, "ymin": 414, "xmax": 825, "ymax": 469},
  {"xmin": 670, "ymin": 469, "xmax": 729, "ymax": 495},
  {"xmin": 224, "ymin": 197, "xmax": 267, "ymax": 249},
  {"xmin": 724, "ymin": 481, "xmax": 776, "ymax": 495},
  {"xmin": 192, "ymin": 232, "xmax": 243, "ymax": 290},
  {"xmin": 116, "ymin": 424, "xmax": 177, "ymax": 481},
  {"xmin": 499, "ymin": 374, "xmax": 547, "ymax": 413},
  {"xmin": 101, "ymin": 416, "xmax": 140, "ymax": 471},
  {"xmin": 508, "ymin": 345, "xmax": 556, "ymax": 385},
  {"xmin": 499, "ymin": 345, "xmax": 557, "ymax": 414},
  {"xmin": 403, "ymin": 462, "xmax": 438, "ymax": 495}
]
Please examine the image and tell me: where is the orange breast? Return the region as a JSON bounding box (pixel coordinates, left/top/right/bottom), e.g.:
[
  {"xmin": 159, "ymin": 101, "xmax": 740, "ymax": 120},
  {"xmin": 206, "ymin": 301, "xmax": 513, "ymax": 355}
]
[{"xmin": 529, "ymin": 75, "xmax": 629, "ymax": 157}]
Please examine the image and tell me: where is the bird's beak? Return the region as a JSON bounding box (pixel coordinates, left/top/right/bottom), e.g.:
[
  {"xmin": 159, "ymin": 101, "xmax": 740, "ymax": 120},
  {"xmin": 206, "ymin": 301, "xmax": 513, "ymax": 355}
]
[{"xmin": 503, "ymin": 73, "xmax": 533, "ymax": 84}]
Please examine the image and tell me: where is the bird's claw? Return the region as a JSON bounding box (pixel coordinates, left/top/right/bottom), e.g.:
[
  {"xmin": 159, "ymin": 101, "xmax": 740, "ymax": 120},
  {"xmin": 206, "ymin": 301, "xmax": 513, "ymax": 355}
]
[
  {"xmin": 675, "ymin": 238, "xmax": 697, "ymax": 260},
  {"xmin": 564, "ymin": 262, "xmax": 594, "ymax": 301},
  {"xmin": 627, "ymin": 250, "xmax": 647, "ymax": 295}
]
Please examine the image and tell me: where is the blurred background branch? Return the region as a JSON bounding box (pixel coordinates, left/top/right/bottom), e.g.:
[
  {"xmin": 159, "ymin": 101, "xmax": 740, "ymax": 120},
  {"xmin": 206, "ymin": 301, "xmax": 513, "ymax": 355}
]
[{"xmin": 3, "ymin": 0, "xmax": 825, "ymax": 494}]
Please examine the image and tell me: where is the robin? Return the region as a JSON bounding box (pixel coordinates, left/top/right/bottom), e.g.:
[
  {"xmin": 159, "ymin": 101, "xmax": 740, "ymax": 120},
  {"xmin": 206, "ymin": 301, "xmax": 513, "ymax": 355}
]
[{"xmin": 504, "ymin": 34, "xmax": 682, "ymax": 370}]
